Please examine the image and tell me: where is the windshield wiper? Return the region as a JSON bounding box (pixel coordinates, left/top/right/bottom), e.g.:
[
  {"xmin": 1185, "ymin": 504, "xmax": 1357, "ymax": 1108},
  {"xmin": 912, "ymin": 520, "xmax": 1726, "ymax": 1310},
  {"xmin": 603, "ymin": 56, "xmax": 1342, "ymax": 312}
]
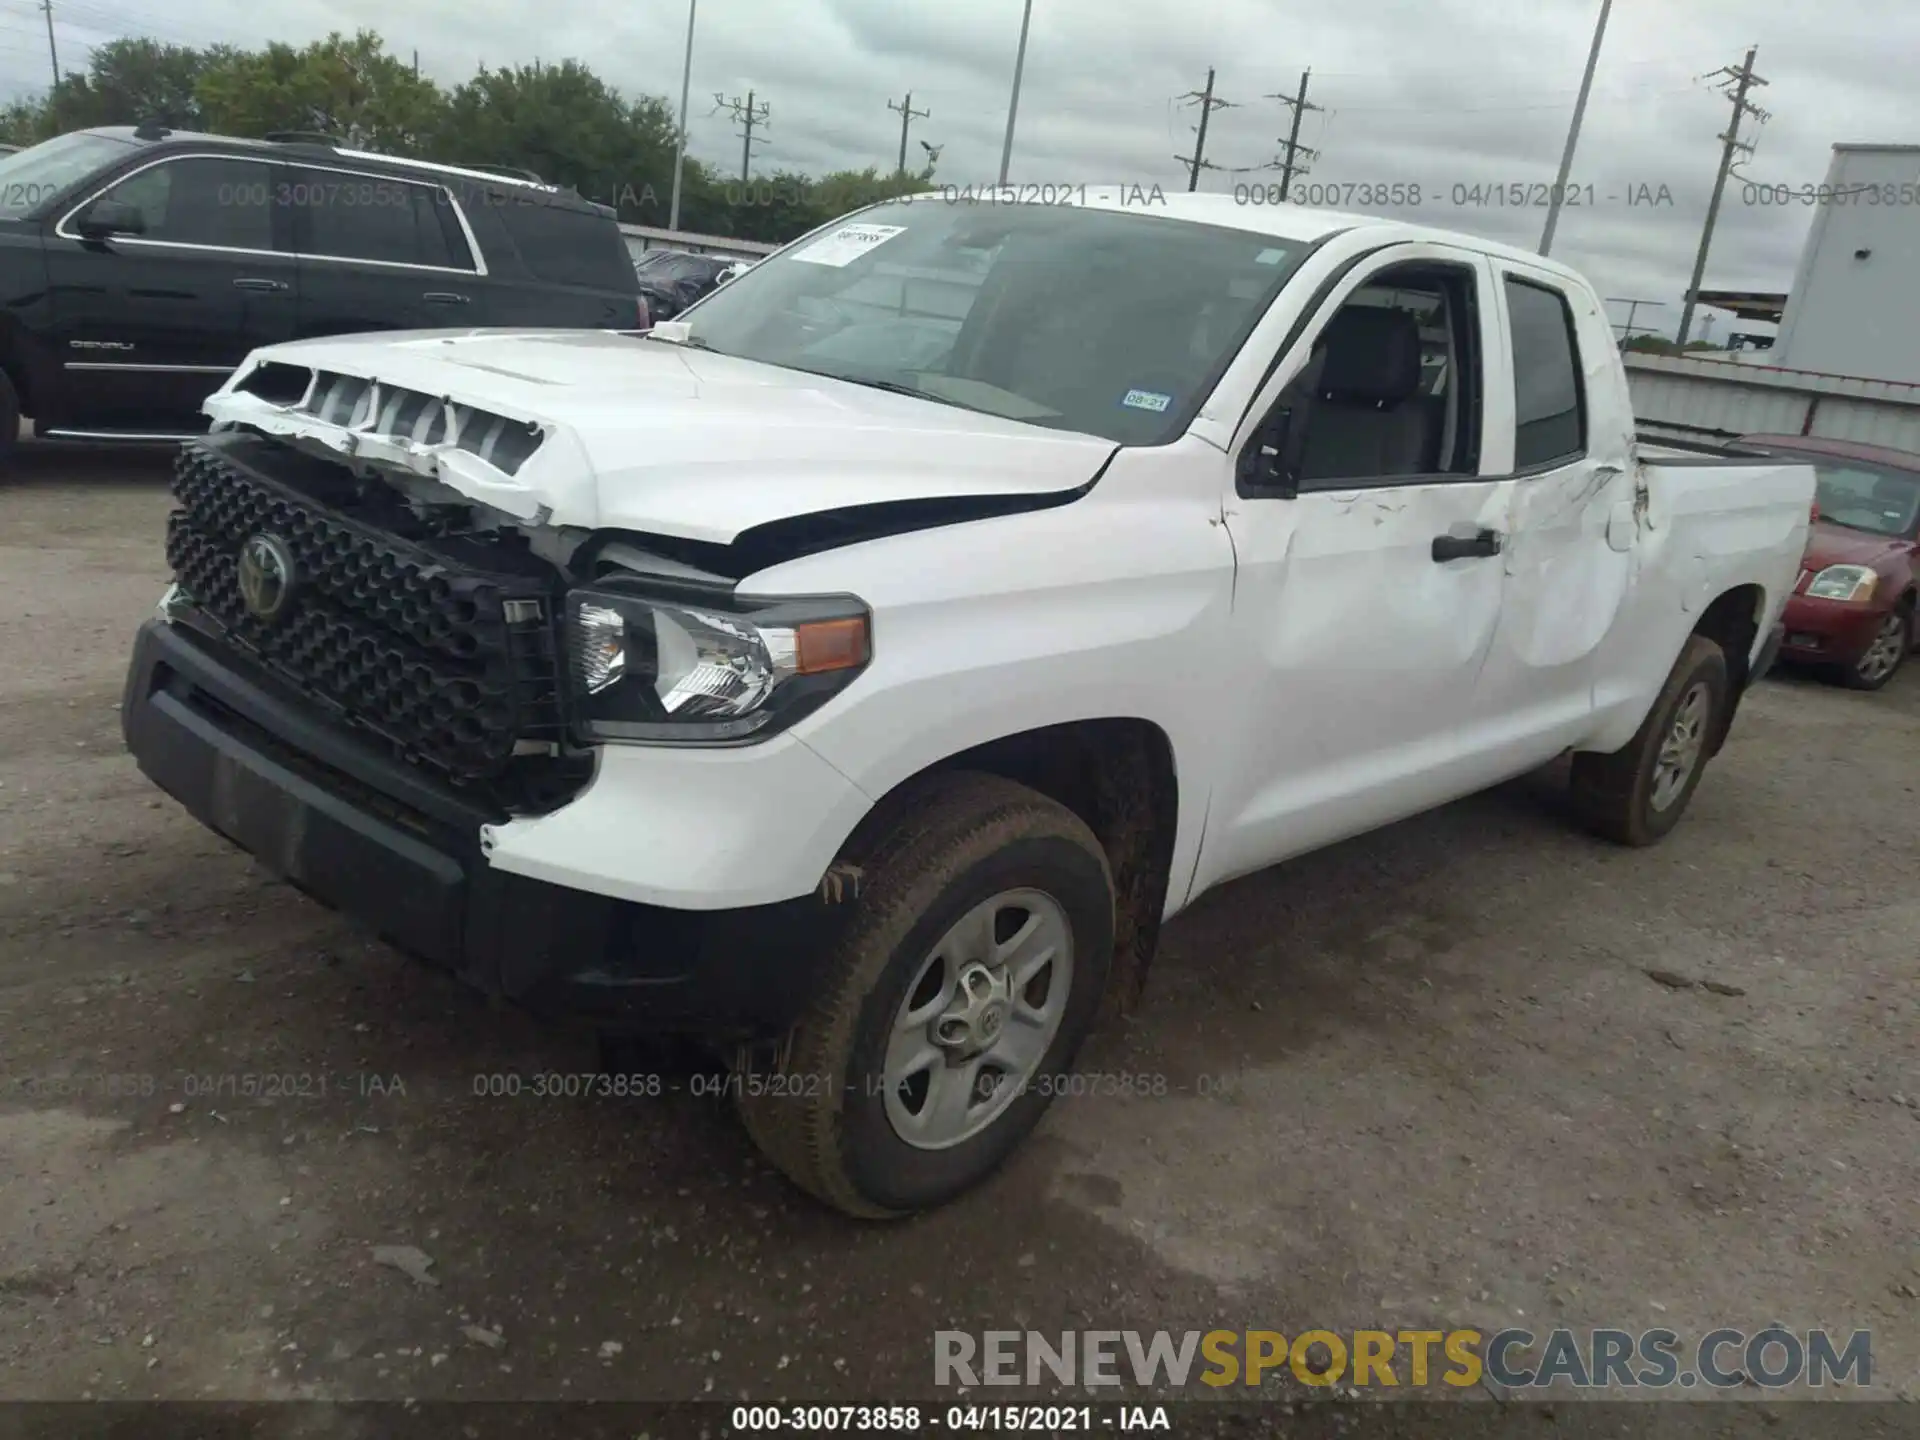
[
  {"xmin": 642, "ymin": 330, "xmax": 717, "ymax": 351},
  {"xmin": 804, "ymin": 371, "xmax": 985, "ymax": 415}
]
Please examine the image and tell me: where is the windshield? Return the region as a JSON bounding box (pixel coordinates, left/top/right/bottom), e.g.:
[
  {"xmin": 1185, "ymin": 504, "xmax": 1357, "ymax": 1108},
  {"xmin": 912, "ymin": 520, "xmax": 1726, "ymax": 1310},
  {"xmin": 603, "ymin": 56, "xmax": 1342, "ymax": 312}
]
[
  {"xmin": 0, "ymin": 131, "xmax": 139, "ymax": 218},
  {"xmin": 672, "ymin": 198, "xmax": 1306, "ymax": 445},
  {"xmin": 1813, "ymin": 460, "xmax": 1920, "ymax": 538}
]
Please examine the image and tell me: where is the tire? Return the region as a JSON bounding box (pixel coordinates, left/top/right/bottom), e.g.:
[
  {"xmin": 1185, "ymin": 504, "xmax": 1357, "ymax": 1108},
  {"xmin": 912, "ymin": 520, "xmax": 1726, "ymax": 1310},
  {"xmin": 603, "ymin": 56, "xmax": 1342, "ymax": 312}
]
[
  {"xmin": 737, "ymin": 771, "xmax": 1114, "ymax": 1218},
  {"xmin": 1569, "ymin": 634, "xmax": 1729, "ymax": 847},
  {"xmin": 0, "ymin": 370, "xmax": 19, "ymax": 466},
  {"xmin": 1840, "ymin": 605, "xmax": 1910, "ymax": 691}
]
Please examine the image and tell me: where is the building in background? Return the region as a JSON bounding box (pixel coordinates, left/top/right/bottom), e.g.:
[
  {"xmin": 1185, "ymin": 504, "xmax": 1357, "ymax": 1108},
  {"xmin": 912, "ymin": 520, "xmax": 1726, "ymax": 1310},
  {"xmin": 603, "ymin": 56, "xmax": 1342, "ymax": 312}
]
[{"xmin": 1769, "ymin": 143, "xmax": 1920, "ymax": 382}]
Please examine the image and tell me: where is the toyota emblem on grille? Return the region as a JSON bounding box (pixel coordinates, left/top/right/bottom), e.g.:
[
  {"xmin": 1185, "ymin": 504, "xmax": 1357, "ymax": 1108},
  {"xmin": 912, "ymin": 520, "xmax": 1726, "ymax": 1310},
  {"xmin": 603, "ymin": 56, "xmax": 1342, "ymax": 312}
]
[{"xmin": 236, "ymin": 533, "xmax": 296, "ymax": 622}]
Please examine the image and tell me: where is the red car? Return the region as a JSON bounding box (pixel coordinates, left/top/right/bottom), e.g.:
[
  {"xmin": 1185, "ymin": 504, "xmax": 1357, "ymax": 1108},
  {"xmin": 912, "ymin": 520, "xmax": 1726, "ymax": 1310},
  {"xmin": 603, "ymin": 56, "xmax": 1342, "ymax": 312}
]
[{"xmin": 1739, "ymin": 434, "xmax": 1920, "ymax": 690}]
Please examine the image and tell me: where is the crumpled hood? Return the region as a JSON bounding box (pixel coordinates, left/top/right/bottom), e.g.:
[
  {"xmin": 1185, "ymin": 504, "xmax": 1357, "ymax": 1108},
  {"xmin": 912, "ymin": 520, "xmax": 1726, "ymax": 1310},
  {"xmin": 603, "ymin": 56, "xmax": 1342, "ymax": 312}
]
[
  {"xmin": 1803, "ymin": 521, "xmax": 1914, "ymax": 574},
  {"xmin": 204, "ymin": 328, "xmax": 1117, "ymax": 544}
]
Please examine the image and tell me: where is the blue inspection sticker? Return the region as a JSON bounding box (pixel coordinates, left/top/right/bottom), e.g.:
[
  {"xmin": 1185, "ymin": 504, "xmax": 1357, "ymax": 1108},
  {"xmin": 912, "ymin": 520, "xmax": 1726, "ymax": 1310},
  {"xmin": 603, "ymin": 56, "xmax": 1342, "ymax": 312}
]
[{"xmin": 1121, "ymin": 389, "xmax": 1173, "ymax": 413}]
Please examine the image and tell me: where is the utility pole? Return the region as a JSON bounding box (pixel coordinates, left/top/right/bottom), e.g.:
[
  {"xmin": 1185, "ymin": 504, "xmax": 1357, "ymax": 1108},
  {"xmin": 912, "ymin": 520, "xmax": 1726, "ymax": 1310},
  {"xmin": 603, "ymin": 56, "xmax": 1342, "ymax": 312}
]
[
  {"xmin": 998, "ymin": 0, "xmax": 1035, "ymax": 186},
  {"xmin": 1677, "ymin": 46, "xmax": 1770, "ymax": 346},
  {"xmin": 1267, "ymin": 69, "xmax": 1321, "ymax": 201},
  {"xmin": 411, "ymin": 49, "xmax": 419, "ymax": 77},
  {"xmin": 1607, "ymin": 296, "xmax": 1666, "ymax": 345},
  {"xmin": 669, "ymin": 0, "xmax": 696, "ymax": 229},
  {"xmin": 1174, "ymin": 68, "xmax": 1232, "ymax": 192},
  {"xmin": 39, "ymin": 0, "xmax": 58, "ymax": 90},
  {"xmin": 714, "ymin": 89, "xmax": 771, "ymax": 184},
  {"xmin": 887, "ymin": 92, "xmax": 930, "ymax": 175},
  {"xmin": 1539, "ymin": 0, "xmax": 1612, "ymax": 256}
]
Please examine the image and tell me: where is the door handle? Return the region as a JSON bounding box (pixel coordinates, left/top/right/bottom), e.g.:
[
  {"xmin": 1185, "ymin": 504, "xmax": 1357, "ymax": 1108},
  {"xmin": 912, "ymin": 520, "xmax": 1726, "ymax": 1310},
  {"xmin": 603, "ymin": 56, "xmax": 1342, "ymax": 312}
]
[
  {"xmin": 1431, "ymin": 529, "xmax": 1503, "ymax": 562},
  {"xmin": 423, "ymin": 291, "xmax": 469, "ymax": 305},
  {"xmin": 232, "ymin": 277, "xmax": 289, "ymax": 292}
]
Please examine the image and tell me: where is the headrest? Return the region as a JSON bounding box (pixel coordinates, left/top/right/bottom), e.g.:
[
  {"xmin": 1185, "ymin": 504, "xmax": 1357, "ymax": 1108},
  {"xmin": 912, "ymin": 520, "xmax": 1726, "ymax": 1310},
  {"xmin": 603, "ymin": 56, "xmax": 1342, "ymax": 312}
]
[{"xmin": 1317, "ymin": 306, "xmax": 1422, "ymax": 405}]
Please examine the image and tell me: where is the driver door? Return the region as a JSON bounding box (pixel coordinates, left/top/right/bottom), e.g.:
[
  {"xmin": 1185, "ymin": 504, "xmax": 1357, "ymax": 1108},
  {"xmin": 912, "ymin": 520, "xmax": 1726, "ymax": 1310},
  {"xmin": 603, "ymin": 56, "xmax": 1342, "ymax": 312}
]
[
  {"xmin": 1193, "ymin": 245, "xmax": 1518, "ymax": 893},
  {"xmin": 42, "ymin": 152, "xmax": 297, "ymax": 430}
]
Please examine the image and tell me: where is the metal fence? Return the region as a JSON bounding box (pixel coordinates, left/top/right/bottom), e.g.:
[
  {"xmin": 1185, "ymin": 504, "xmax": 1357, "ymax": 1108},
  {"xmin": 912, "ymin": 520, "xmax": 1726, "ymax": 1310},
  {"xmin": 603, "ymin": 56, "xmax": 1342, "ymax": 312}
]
[
  {"xmin": 618, "ymin": 223, "xmax": 779, "ymax": 262},
  {"xmin": 1625, "ymin": 352, "xmax": 1920, "ymax": 453}
]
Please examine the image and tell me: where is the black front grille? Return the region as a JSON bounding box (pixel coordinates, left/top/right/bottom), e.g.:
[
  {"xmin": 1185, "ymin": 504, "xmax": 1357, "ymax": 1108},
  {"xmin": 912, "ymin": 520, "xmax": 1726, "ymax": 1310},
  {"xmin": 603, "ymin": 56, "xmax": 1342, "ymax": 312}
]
[{"xmin": 165, "ymin": 434, "xmax": 569, "ymax": 786}]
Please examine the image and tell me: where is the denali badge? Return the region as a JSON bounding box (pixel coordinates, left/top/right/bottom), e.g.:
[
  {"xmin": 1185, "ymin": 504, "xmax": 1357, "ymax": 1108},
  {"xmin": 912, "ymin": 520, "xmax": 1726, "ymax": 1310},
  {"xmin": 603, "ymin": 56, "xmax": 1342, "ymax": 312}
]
[{"xmin": 236, "ymin": 533, "xmax": 296, "ymax": 622}]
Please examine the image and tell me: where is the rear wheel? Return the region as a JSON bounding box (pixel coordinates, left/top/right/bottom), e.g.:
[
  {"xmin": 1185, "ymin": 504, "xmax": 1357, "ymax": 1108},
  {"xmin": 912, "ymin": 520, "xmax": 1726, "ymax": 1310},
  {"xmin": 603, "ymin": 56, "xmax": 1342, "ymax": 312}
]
[
  {"xmin": 1570, "ymin": 634, "xmax": 1729, "ymax": 847},
  {"xmin": 737, "ymin": 772, "xmax": 1114, "ymax": 1218},
  {"xmin": 1841, "ymin": 606, "xmax": 1910, "ymax": 691}
]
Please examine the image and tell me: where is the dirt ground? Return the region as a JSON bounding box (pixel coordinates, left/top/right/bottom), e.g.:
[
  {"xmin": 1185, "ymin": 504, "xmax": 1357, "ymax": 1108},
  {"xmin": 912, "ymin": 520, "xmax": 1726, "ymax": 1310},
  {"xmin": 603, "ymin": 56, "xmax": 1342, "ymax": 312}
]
[{"xmin": 1, "ymin": 443, "xmax": 1916, "ymax": 1424}]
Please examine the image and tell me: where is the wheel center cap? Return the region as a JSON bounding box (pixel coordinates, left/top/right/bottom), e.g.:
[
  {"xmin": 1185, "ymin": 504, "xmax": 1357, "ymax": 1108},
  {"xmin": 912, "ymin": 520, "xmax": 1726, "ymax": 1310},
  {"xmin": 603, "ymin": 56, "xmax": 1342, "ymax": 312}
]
[{"xmin": 933, "ymin": 962, "xmax": 1013, "ymax": 1055}]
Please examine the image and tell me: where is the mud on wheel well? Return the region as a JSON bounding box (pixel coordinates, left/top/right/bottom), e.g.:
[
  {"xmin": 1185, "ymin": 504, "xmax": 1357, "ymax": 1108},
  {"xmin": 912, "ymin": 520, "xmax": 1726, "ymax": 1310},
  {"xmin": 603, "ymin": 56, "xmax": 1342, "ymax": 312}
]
[
  {"xmin": 1694, "ymin": 585, "xmax": 1764, "ymax": 757},
  {"xmin": 847, "ymin": 720, "xmax": 1180, "ymax": 1019}
]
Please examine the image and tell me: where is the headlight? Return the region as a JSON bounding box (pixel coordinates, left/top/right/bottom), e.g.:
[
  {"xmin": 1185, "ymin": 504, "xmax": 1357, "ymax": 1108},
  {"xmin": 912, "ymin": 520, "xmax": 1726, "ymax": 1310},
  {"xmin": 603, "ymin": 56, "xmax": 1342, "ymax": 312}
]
[
  {"xmin": 565, "ymin": 583, "xmax": 871, "ymax": 744},
  {"xmin": 1805, "ymin": 564, "xmax": 1878, "ymax": 603}
]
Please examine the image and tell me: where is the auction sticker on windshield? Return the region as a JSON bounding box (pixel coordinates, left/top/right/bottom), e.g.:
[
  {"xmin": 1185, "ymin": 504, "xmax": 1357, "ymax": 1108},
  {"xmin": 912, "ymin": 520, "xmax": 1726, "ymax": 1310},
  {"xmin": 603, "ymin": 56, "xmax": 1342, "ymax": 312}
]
[{"xmin": 794, "ymin": 223, "xmax": 908, "ymax": 267}]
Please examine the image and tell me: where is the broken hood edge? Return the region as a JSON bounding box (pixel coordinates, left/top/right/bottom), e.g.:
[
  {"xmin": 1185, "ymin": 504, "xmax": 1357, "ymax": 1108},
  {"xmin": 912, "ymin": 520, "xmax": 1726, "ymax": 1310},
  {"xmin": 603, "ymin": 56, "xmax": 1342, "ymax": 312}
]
[{"xmin": 203, "ymin": 339, "xmax": 1122, "ymax": 547}]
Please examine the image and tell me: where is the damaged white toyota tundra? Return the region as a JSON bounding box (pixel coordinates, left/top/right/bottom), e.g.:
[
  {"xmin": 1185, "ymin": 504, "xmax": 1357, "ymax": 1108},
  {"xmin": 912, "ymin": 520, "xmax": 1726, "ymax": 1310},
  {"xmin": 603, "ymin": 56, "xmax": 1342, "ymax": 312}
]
[{"xmin": 123, "ymin": 192, "xmax": 1814, "ymax": 1217}]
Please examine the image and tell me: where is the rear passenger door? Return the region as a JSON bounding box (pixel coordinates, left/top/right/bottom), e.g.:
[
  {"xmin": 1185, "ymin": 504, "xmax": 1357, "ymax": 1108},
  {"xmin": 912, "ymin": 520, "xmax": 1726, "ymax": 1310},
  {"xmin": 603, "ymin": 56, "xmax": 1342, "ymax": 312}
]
[
  {"xmin": 286, "ymin": 164, "xmax": 482, "ymax": 337},
  {"xmin": 1460, "ymin": 264, "xmax": 1632, "ymax": 774}
]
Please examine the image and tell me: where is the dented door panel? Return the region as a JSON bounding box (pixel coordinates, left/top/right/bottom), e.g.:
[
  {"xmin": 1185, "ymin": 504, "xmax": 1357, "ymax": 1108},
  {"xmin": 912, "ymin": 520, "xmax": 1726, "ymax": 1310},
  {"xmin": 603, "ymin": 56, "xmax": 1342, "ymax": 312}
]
[{"xmin": 1195, "ymin": 244, "xmax": 1513, "ymax": 895}]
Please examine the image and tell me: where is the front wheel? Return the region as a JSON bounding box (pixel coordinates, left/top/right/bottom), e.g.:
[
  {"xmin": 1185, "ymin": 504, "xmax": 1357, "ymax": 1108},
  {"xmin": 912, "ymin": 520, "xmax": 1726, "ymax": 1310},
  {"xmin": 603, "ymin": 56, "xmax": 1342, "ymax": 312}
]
[
  {"xmin": 737, "ymin": 772, "xmax": 1114, "ymax": 1218},
  {"xmin": 1569, "ymin": 634, "xmax": 1729, "ymax": 847},
  {"xmin": 1841, "ymin": 607, "xmax": 1910, "ymax": 691}
]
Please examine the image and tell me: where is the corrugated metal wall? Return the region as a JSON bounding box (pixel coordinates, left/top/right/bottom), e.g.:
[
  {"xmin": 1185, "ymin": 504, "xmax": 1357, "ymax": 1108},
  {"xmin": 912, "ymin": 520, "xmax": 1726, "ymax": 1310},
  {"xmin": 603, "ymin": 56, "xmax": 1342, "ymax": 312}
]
[{"xmin": 1625, "ymin": 352, "xmax": 1920, "ymax": 453}]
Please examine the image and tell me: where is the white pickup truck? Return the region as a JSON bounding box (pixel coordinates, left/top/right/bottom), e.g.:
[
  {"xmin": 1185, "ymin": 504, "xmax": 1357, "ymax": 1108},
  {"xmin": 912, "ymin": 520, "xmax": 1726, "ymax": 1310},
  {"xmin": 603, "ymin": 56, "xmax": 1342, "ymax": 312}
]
[{"xmin": 123, "ymin": 191, "xmax": 1814, "ymax": 1217}]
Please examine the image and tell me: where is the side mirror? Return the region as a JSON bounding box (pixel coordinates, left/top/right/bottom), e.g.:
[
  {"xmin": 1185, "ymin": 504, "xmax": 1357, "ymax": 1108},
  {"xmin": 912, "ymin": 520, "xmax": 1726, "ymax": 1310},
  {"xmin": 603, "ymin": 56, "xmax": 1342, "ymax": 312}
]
[
  {"xmin": 1238, "ymin": 409, "xmax": 1295, "ymax": 494},
  {"xmin": 1237, "ymin": 345, "xmax": 1327, "ymax": 498},
  {"xmin": 76, "ymin": 198, "xmax": 146, "ymax": 240}
]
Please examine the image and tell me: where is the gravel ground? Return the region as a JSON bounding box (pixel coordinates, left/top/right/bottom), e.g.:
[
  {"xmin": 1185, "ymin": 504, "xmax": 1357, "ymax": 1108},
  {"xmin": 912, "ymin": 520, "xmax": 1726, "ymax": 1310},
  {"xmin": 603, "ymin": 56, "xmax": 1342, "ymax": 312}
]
[{"xmin": 0, "ymin": 444, "xmax": 1916, "ymax": 1427}]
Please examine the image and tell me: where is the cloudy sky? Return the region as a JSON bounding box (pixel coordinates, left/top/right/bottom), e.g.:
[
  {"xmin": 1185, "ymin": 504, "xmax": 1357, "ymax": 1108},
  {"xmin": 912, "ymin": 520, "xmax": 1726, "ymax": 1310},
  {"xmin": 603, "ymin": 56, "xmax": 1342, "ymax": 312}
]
[{"xmin": 2, "ymin": 0, "xmax": 1913, "ymax": 339}]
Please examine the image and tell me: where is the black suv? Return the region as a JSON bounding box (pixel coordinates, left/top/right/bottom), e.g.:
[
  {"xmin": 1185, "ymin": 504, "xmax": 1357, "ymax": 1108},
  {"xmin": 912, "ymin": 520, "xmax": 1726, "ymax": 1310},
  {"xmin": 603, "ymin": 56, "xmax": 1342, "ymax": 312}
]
[
  {"xmin": 0, "ymin": 126, "xmax": 644, "ymax": 458},
  {"xmin": 632, "ymin": 249, "xmax": 739, "ymax": 323}
]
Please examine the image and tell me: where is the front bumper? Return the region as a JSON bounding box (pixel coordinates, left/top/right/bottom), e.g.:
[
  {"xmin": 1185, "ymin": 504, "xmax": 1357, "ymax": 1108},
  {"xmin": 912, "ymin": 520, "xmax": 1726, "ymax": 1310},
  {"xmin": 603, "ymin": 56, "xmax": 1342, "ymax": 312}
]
[
  {"xmin": 122, "ymin": 618, "xmax": 857, "ymax": 1035},
  {"xmin": 1779, "ymin": 593, "xmax": 1889, "ymax": 666}
]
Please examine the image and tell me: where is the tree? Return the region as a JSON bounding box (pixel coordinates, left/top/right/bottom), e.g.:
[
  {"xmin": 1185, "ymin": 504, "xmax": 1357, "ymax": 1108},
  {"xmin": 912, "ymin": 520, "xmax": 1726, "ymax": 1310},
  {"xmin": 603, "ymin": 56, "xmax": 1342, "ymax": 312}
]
[
  {"xmin": 55, "ymin": 38, "xmax": 218, "ymax": 130},
  {"xmin": 0, "ymin": 96, "xmax": 52, "ymax": 147},
  {"xmin": 195, "ymin": 31, "xmax": 445, "ymax": 153},
  {"xmin": 431, "ymin": 62, "xmax": 679, "ymax": 222},
  {"xmin": 0, "ymin": 25, "xmax": 936, "ymax": 249}
]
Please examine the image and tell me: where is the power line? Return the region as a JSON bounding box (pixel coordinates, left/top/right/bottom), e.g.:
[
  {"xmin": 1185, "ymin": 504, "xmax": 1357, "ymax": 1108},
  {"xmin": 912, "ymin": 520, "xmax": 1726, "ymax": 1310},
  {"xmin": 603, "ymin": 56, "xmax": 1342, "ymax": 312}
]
[
  {"xmin": 1607, "ymin": 296, "xmax": 1666, "ymax": 343},
  {"xmin": 886, "ymin": 90, "xmax": 928, "ymax": 175},
  {"xmin": 1539, "ymin": 0, "xmax": 1611, "ymax": 256},
  {"xmin": 1173, "ymin": 67, "xmax": 1234, "ymax": 191},
  {"xmin": 668, "ymin": 0, "xmax": 694, "ymax": 230},
  {"xmin": 1268, "ymin": 53, "xmax": 1699, "ymax": 83},
  {"xmin": 997, "ymin": 0, "xmax": 1033, "ymax": 186},
  {"xmin": 1309, "ymin": 82, "xmax": 1700, "ymax": 116},
  {"xmin": 1265, "ymin": 68, "xmax": 1321, "ymax": 201},
  {"xmin": 37, "ymin": 0, "xmax": 54, "ymax": 88},
  {"xmin": 1676, "ymin": 46, "xmax": 1770, "ymax": 347},
  {"xmin": 712, "ymin": 88, "xmax": 769, "ymax": 184}
]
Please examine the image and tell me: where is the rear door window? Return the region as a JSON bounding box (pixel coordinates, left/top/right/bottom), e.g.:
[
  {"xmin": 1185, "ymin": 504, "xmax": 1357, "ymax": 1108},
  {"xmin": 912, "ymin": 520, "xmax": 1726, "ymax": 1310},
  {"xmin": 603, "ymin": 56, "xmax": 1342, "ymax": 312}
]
[
  {"xmin": 288, "ymin": 166, "xmax": 472, "ymax": 270},
  {"xmin": 1504, "ymin": 277, "xmax": 1586, "ymax": 470}
]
